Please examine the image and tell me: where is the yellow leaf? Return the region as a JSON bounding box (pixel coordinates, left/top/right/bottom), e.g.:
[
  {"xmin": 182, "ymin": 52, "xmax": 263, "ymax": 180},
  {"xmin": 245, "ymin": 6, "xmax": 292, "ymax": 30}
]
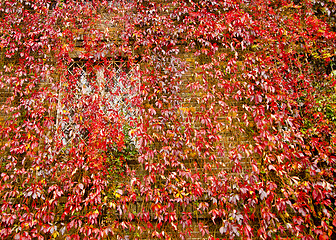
[
  {"xmin": 114, "ymin": 191, "xmax": 121, "ymax": 198},
  {"xmin": 175, "ymin": 192, "xmax": 182, "ymax": 198},
  {"xmin": 52, "ymin": 231, "xmax": 59, "ymax": 238},
  {"xmin": 109, "ymin": 202, "xmax": 116, "ymax": 209}
]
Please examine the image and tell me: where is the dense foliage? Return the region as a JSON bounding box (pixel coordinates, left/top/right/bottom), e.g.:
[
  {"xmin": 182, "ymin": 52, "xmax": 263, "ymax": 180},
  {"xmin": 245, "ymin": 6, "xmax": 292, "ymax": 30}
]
[{"xmin": 0, "ymin": 0, "xmax": 335, "ymax": 239}]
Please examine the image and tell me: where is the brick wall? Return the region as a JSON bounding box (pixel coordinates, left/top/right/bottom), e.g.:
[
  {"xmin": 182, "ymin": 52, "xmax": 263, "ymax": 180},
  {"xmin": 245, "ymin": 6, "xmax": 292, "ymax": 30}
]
[{"xmin": 0, "ymin": 7, "xmax": 253, "ymax": 239}]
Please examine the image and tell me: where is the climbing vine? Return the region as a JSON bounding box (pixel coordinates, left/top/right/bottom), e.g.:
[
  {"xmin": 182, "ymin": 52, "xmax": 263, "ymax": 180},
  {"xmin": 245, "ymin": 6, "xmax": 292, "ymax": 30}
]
[{"xmin": 0, "ymin": 0, "xmax": 336, "ymax": 239}]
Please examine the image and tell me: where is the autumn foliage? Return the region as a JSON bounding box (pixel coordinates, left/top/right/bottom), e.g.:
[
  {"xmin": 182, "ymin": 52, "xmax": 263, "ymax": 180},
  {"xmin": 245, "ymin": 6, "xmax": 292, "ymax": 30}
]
[{"xmin": 0, "ymin": 0, "xmax": 336, "ymax": 239}]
